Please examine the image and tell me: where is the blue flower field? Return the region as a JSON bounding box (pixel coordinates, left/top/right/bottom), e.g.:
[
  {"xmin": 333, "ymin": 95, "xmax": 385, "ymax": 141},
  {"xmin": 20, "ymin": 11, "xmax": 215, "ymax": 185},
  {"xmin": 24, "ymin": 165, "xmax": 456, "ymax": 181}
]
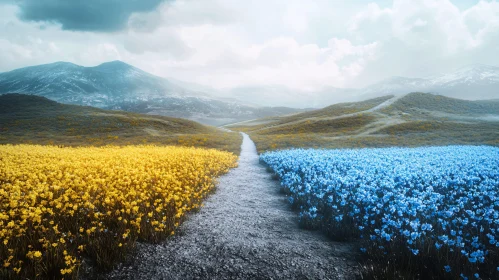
[{"xmin": 260, "ymin": 146, "xmax": 499, "ymax": 279}]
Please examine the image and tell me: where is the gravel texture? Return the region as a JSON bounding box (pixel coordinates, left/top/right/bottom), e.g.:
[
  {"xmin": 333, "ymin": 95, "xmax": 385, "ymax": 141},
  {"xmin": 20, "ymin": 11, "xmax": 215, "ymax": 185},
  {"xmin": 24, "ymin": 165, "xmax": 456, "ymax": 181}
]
[{"xmin": 92, "ymin": 133, "xmax": 359, "ymax": 280}]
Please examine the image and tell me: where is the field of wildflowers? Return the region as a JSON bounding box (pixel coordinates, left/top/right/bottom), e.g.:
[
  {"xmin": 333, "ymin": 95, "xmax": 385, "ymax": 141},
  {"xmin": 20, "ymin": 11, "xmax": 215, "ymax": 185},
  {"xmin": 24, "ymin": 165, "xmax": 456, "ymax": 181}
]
[
  {"xmin": 261, "ymin": 146, "xmax": 499, "ymax": 279},
  {"xmin": 0, "ymin": 145, "xmax": 237, "ymax": 279}
]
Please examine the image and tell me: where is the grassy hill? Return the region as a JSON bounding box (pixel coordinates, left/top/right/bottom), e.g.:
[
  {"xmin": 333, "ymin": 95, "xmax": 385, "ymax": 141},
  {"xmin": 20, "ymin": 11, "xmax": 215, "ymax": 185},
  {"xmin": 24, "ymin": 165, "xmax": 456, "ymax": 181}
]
[
  {"xmin": 228, "ymin": 93, "xmax": 499, "ymax": 152},
  {"xmin": 382, "ymin": 92, "xmax": 499, "ymax": 115},
  {"xmin": 0, "ymin": 94, "xmax": 242, "ymax": 154}
]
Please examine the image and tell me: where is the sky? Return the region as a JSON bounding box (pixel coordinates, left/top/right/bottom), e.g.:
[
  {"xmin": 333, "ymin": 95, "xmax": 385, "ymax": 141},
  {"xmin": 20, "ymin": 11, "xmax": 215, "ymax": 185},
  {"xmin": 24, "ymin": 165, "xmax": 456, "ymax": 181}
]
[{"xmin": 0, "ymin": 0, "xmax": 498, "ymax": 90}]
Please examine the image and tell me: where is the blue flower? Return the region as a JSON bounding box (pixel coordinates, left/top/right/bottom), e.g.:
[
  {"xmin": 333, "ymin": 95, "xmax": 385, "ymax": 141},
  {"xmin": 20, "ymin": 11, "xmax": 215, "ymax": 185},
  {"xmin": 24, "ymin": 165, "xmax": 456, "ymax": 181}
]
[
  {"xmin": 444, "ymin": 265, "xmax": 451, "ymax": 273},
  {"xmin": 260, "ymin": 146, "xmax": 499, "ymax": 277}
]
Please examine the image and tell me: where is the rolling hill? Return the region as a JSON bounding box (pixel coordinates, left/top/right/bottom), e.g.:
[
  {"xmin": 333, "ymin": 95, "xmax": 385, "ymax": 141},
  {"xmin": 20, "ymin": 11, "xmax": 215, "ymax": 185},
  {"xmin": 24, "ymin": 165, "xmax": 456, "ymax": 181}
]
[
  {"xmin": 0, "ymin": 61, "xmax": 305, "ymax": 126},
  {"xmin": 228, "ymin": 92, "xmax": 499, "ymax": 152},
  {"xmin": 0, "ymin": 94, "xmax": 241, "ymax": 153}
]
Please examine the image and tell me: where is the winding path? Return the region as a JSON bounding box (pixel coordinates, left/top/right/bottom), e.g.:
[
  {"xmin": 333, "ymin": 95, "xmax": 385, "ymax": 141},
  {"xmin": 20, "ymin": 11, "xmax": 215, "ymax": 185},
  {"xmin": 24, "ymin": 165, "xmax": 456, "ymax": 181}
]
[{"xmin": 101, "ymin": 133, "xmax": 359, "ymax": 279}]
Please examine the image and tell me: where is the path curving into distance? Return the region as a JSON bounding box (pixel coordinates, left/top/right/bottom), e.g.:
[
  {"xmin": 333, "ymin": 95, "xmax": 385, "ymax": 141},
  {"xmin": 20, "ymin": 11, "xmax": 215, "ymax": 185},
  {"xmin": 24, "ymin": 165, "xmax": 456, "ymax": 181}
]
[{"xmin": 100, "ymin": 133, "xmax": 359, "ymax": 280}]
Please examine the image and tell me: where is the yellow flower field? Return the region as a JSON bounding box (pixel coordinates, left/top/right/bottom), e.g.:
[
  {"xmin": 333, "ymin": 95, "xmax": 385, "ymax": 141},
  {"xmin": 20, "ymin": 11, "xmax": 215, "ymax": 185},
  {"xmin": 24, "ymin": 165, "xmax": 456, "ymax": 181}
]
[{"xmin": 0, "ymin": 145, "xmax": 238, "ymax": 279}]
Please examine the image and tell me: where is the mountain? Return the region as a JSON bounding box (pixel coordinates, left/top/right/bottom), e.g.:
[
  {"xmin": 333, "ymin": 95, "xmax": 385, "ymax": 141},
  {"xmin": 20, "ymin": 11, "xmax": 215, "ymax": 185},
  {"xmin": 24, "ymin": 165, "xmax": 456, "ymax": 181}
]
[
  {"xmin": 0, "ymin": 61, "xmax": 194, "ymax": 105},
  {"xmin": 0, "ymin": 61, "xmax": 305, "ymax": 126},
  {"xmin": 2, "ymin": 61, "xmax": 497, "ymax": 120},
  {"xmin": 212, "ymin": 64, "xmax": 499, "ymax": 108},
  {"xmin": 359, "ymin": 64, "xmax": 499, "ymax": 100}
]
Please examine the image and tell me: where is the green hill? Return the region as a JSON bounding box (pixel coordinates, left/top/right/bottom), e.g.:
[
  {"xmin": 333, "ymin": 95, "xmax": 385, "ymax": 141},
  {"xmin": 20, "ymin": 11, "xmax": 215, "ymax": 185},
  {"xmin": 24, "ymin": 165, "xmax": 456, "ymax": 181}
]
[
  {"xmin": 0, "ymin": 94, "xmax": 241, "ymax": 153},
  {"xmin": 382, "ymin": 92, "xmax": 499, "ymax": 115},
  {"xmin": 228, "ymin": 93, "xmax": 499, "ymax": 152}
]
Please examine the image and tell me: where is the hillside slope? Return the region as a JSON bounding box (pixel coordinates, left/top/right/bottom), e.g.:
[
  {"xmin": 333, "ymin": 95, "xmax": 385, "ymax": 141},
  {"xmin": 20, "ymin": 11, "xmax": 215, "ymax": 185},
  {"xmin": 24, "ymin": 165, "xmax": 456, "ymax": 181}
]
[
  {"xmin": 0, "ymin": 61, "xmax": 305, "ymax": 126},
  {"xmin": 0, "ymin": 94, "xmax": 241, "ymax": 153},
  {"xmin": 229, "ymin": 93, "xmax": 499, "ymax": 152}
]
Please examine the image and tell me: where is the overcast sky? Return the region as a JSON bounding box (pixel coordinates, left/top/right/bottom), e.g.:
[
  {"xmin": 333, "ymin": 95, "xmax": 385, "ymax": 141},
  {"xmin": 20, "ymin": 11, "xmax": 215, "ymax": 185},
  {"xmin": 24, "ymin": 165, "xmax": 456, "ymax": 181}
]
[{"xmin": 0, "ymin": 0, "xmax": 498, "ymax": 90}]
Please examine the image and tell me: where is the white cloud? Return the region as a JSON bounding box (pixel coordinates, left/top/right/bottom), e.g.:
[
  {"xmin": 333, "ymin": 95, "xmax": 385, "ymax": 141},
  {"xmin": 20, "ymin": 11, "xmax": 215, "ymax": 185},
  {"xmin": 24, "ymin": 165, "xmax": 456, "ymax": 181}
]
[
  {"xmin": 158, "ymin": 31, "xmax": 379, "ymax": 89},
  {"xmin": 347, "ymin": 0, "xmax": 499, "ymax": 87},
  {"xmin": 78, "ymin": 43, "xmax": 122, "ymax": 63},
  {"xmin": 348, "ymin": 3, "xmax": 393, "ymax": 32},
  {"xmin": 1, "ymin": 0, "xmax": 499, "ymax": 93}
]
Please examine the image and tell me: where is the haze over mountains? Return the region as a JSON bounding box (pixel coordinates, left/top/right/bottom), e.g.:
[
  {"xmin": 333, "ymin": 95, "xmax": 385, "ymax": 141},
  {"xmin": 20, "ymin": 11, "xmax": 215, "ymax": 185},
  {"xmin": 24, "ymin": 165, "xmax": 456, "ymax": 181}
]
[
  {"xmin": 359, "ymin": 64, "xmax": 499, "ymax": 101},
  {"xmin": 0, "ymin": 61, "xmax": 304, "ymax": 126},
  {"xmin": 0, "ymin": 61, "xmax": 498, "ymax": 125},
  {"xmin": 211, "ymin": 64, "xmax": 499, "ymax": 107}
]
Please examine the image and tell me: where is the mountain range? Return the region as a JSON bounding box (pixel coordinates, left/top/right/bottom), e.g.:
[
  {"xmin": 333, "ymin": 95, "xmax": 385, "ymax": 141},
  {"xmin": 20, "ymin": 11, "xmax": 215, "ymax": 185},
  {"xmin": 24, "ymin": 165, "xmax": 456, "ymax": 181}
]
[
  {"xmin": 0, "ymin": 61, "xmax": 498, "ymax": 125},
  {"xmin": 359, "ymin": 64, "xmax": 499, "ymax": 100},
  {"xmin": 0, "ymin": 61, "xmax": 305, "ymax": 126},
  {"xmin": 204, "ymin": 64, "xmax": 499, "ymax": 107}
]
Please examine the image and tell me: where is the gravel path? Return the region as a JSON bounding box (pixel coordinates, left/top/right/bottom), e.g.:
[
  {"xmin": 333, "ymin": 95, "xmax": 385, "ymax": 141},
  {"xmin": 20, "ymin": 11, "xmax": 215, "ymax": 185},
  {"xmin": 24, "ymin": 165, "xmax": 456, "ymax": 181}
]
[{"xmin": 98, "ymin": 133, "xmax": 359, "ymax": 280}]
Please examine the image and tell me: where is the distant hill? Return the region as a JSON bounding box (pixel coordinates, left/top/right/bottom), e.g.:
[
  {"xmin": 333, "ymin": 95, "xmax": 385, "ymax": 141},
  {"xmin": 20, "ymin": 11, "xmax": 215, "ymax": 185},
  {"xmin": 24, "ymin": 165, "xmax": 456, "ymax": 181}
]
[
  {"xmin": 383, "ymin": 92, "xmax": 499, "ymax": 115},
  {"xmin": 0, "ymin": 94, "xmax": 241, "ymax": 153},
  {"xmin": 358, "ymin": 64, "xmax": 499, "ymax": 100},
  {"xmin": 207, "ymin": 64, "xmax": 499, "ymax": 108},
  {"xmin": 229, "ymin": 92, "xmax": 499, "ymax": 152},
  {"xmin": 0, "ymin": 61, "xmax": 305, "ymax": 126}
]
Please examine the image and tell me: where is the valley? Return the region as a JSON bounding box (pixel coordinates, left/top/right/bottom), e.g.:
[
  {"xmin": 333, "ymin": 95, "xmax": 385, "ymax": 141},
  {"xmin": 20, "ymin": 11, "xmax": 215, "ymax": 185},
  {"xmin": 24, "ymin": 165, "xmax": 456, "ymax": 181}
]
[
  {"xmin": 1, "ymin": 64, "xmax": 499, "ymax": 280},
  {"xmin": 3, "ymin": 0, "xmax": 499, "ymax": 278}
]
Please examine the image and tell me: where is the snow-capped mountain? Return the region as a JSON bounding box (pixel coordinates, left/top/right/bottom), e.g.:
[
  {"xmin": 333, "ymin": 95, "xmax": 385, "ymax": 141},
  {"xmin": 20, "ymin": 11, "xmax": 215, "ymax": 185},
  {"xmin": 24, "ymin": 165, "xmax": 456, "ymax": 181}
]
[
  {"xmin": 358, "ymin": 64, "xmax": 499, "ymax": 100},
  {"xmin": 428, "ymin": 64, "xmax": 499, "ymax": 86},
  {"xmin": 0, "ymin": 61, "xmax": 304, "ymax": 126}
]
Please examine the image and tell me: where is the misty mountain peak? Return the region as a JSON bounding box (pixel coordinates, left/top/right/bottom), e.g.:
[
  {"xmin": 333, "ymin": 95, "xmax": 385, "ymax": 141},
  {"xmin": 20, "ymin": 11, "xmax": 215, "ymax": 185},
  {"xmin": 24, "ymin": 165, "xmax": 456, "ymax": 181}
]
[
  {"xmin": 457, "ymin": 63, "xmax": 499, "ymax": 73},
  {"xmin": 93, "ymin": 60, "xmax": 137, "ymax": 72},
  {"xmin": 47, "ymin": 61, "xmax": 79, "ymax": 68}
]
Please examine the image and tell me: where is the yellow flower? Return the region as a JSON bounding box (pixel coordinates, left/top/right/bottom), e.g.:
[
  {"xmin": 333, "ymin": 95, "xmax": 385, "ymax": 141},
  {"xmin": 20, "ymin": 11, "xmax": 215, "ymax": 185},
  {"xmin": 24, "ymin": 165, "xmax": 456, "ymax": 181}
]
[{"xmin": 0, "ymin": 144, "xmax": 237, "ymax": 280}]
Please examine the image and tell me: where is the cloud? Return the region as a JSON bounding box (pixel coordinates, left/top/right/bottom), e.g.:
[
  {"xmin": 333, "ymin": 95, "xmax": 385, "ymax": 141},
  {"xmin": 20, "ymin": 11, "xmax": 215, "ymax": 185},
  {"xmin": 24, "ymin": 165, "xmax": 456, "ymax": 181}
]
[
  {"xmin": 165, "ymin": 29, "xmax": 379, "ymax": 89},
  {"xmin": 14, "ymin": 0, "xmax": 167, "ymax": 32},
  {"xmin": 346, "ymin": 0, "xmax": 499, "ymax": 87},
  {"xmin": 348, "ymin": 3, "xmax": 392, "ymax": 32},
  {"xmin": 122, "ymin": 27, "xmax": 192, "ymax": 58},
  {"xmin": 2, "ymin": 0, "xmax": 499, "ymax": 95}
]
